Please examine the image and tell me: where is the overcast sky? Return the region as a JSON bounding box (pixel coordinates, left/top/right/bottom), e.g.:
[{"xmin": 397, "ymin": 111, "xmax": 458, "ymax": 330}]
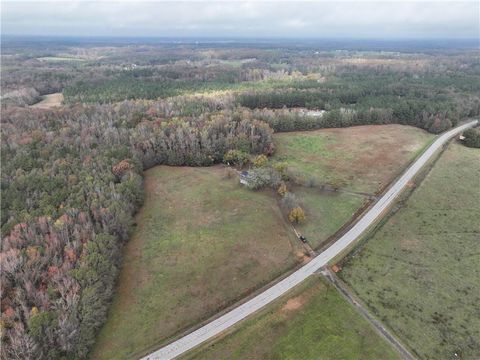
[{"xmin": 2, "ymin": 1, "xmax": 479, "ymax": 39}]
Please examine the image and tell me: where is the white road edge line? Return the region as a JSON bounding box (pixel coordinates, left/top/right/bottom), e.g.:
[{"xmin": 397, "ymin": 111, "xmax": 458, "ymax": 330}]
[{"xmin": 142, "ymin": 120, "xmax": 478, "ymax": 360}]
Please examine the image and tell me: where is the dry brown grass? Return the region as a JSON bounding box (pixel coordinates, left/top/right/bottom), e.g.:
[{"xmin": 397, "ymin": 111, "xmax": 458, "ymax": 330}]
[
  {"xmin": 31, "ymin": 93, "xmax": 63, "ymax": 109},
  {"xmin": 274, "ymin": 124, "xmax": 434, "ymax": 194}
]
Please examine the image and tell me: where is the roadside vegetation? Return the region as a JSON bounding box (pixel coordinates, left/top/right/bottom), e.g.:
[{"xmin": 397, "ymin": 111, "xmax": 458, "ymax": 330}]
[
  {"xmin": 462, "ymin": 127, "xmax": 480, "ymax": 148},
  {"xmin": 339, "ymin": 143, "xmax": 480, "ymax": 359},
  {"xmin": 184, "ymin": 276, "xmax": 402, "ymax": 360}
]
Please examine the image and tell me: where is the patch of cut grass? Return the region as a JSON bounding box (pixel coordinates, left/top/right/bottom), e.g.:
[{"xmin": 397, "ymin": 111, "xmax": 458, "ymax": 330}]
[
  {"xmin": 184, "ymin": 277, "xmax": 402, "ymax": 360},
  {"xmin": 91, "ymin": 165, "xmax": 301, "ymax": 360},
  {"xmin": 340, "ymin": 143, "xmax": 480, "ymax": 359}
]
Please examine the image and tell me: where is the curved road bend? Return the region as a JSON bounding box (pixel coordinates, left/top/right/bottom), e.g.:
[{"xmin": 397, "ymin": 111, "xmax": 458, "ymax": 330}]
[{"xmin": 143, "ymin": 120, "xmax": 478, "ymax": 360}]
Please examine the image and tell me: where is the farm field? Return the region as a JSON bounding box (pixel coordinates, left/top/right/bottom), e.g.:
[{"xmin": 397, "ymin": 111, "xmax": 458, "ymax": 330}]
[
  {"xmin": 339, "ymin": 143, "xmax": 480, "ymax": 359},
  {"xmin": 184, "ymin": 276, "xmax": 402, "ymax": 360},
  {"xmin": 274, "ymin": 124, "xmax": 434, "ymax": 249},
  {"xmin": 273, "ymin": 124, "xmax": 434, "ymax": 194},
  {"xmin": 91, "ymin": 166, "xmax": 302, "ymax": 360}
]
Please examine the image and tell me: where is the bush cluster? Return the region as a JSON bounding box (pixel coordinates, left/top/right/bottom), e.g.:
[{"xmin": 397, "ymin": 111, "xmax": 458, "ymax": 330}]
[{"xmin": 463, "ymin": 127, "xmax": 480, "ymax": 148}]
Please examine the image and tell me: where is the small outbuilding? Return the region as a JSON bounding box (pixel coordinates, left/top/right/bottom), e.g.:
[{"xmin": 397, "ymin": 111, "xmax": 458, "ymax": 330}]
[{"xmin": 239, "ymin": 171, "xmax": 251, "ymax": 186}]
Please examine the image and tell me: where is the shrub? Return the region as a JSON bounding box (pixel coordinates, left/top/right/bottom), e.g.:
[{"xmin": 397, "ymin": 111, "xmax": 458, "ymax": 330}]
[
  {"xmin": 223, "ymin": 149, "xmax": 250, "ymax": 166},
  {"xmin": 246, "ymin": 168, "xmax": 277, "ymax": 190},
  {"xmin": 277, "ymin": 182, "xmax": 287, "ymax": 197},
  {"xmin": 288, "ymin": 207, "xmax": 306, "ymax": 224},
  {"xmin": 273, "ymin": 162, "xmax": 289, "ymax": 180},
  {"xmin": 463, "ymin": 128, "xmax": 480, "ymax": 148},
  {"xmin": 253, "ymin": 154, "xmax": 268, "ymax": 168}
]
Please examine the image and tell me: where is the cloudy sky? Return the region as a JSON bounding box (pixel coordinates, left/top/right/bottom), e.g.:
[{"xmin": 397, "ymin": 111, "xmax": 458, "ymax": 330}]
[{"xmin": 2, "ymin": 1, "xmax": 479, "ymax": 39}]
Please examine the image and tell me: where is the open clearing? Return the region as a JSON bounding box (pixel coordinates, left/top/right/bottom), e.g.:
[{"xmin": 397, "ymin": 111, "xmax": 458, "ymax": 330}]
[
  {"xmin": 273, "ymin": 124, "xmax": 434, "ymax": 194},
  {"xmin": 340, "ymin": 143, "xmax": 480, "ymax": 359},
  {"xmin": 184, "ymin": 276, "xmax": 401, "ymax": 360},
  {"xmin": 36, "ymin": 56, "xmax": 86, "ymax": 62},
  {"xmin": 31, "ymin": 92, "xmax": 64, "ymax": 109},
  {"xmin": 91, "ymin": 166, "xmax": 301, "ymax": 360},
  {"xmin": 275, "ymin": 125, "xmax": 434, "ymax": 249}
]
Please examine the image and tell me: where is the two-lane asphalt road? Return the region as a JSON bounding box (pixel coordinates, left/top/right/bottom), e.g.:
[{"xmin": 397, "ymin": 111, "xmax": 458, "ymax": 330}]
[{"xmin": 143, "ymin": 120, "xmax": 478, "ymax": 360}]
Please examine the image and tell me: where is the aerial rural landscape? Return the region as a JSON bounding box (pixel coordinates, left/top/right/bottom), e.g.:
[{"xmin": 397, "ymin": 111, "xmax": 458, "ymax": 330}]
[{"xmin": 1, "ymin": 1, "xmax": 479, "ymax": 360}]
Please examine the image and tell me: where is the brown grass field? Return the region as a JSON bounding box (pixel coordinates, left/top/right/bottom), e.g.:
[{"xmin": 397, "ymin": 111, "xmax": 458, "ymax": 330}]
[
  {"xmin": 31, "ymin": 92, "xmax": 63, "ymax": 109},
  {"xmin": 273, "ymin": 124, "xmax": 434, "ymax": 249},
  {"xmin": 273, "ymin": 124, "xmax": 434, "ymax": 194}
]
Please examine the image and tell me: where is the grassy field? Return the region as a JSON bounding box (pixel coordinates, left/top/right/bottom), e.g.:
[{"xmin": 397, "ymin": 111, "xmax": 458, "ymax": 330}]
[
  {"xmin": 294, "ymin": 187, "xmax": 365, "ymax": 249},
  {"xmin": 339, "ymin": 143, "xmax": 480, "ymax": 360},
  {"xmin": 273, "ymin": 124, "xmax": 434, "ymax": 194},
  {"xmin": 91, "ymin": 166, "xmax": 302, "ymax": 360},
  {"xmin": 184, "ymin": 276, "xmax": 402, "ymax": 360},
  {"xmin": 274, "ymin": 124, "xmax": 434, "ymax": 249}
]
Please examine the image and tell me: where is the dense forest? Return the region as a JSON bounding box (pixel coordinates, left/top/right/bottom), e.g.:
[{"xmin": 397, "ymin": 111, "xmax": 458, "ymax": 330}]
[
  {"xmin": 1, "ymin": 39, "xmax": 479, "ymax": 359},
  {"xmin": 0, "ymin": 102, "xmax": 273, "ymax": 359}
]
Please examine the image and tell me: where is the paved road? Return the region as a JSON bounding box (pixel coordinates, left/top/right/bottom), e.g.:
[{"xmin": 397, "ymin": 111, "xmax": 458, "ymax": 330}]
[{"xmin": 143, "ymin": 120, "xmax": 478, "ymax": 360}]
